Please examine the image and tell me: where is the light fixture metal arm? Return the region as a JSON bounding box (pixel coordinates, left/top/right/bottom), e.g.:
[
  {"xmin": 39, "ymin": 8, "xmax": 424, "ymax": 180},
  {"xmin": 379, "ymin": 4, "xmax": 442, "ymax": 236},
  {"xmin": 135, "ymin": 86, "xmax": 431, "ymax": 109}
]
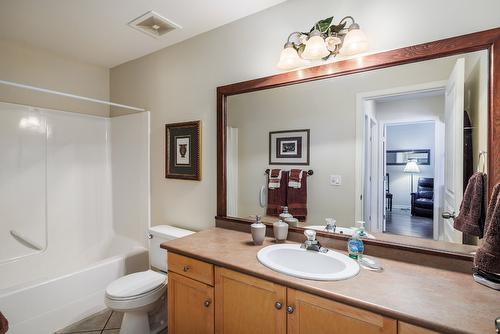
[
  {"xmin": 285, "ymin": 31, "xmax": 303, "ymax": 47},
  {"xmin": 339, "ymin": 15, "xmax": 359, "ymax": 30},
  {"xmin": 339, "ymin": 16, "xmax": 355, "ymax": 26}
]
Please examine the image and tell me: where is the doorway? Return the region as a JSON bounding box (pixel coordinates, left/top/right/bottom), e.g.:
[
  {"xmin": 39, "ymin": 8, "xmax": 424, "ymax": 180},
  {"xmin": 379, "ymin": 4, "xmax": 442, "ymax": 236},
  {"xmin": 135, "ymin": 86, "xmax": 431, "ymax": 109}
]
[{"xmin": 384, "ymin": 121, "xmax": 436, "ymax": 239}]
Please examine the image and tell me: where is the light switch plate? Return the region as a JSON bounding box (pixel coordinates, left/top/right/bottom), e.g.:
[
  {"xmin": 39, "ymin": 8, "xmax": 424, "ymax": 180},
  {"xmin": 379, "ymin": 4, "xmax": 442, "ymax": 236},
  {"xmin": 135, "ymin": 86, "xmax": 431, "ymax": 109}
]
[{"xmin": 329, "ymin": 175, "xmax": 342, "ymax": 186}]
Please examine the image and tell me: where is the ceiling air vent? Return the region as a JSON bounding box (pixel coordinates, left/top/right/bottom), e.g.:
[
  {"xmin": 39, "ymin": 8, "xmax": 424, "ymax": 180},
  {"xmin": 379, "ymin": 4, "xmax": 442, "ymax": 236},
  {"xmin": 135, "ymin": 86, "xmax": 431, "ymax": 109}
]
[{"xmin": 128, "ymin": 11, "xmax": 181, "ymax": 39}]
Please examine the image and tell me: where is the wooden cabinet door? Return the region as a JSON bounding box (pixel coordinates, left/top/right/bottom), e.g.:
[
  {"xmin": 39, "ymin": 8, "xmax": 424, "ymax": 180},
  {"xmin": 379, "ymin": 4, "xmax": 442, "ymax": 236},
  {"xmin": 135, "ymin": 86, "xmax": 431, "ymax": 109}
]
[
  {"xmin": 399, "ymin": 322, "xmax": 440, "ymax": 334},
  {"xmin": 215, "ymin": 267, "xmax": 286, "ymax": 334},
  {"xmin": 168, "ymin": 271, "xmax": 214, "ymax": 334},
  {"xmin": 287, "ymin": 289, "xmax": 397, "ymax": 334}
]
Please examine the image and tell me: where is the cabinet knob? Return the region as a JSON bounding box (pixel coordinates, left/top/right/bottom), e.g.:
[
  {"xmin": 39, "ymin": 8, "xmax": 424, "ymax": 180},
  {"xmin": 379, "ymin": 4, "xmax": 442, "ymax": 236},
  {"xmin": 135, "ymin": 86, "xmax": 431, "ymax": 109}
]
[
  {"xmin": 204, "ymin": 299, "xmax": 212, "ymax": 307},
  {"xmin": 275, "ymin": 302, "xmax": 282, "ymax": 310},
  {"xmin": 286, "ymin": 306, "xmax": 294, "ymax": 314},
  {"xmin": 183, "ymin": 265, "xmax": 190, "ymax": 272}
]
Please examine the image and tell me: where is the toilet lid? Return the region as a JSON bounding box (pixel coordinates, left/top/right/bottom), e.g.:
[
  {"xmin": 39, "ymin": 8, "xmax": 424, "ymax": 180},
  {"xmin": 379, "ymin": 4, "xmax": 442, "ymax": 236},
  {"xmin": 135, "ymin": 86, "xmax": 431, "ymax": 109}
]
[{"xmin": 106, "ymin": 270, "xmax": 166, "ymax": 299}]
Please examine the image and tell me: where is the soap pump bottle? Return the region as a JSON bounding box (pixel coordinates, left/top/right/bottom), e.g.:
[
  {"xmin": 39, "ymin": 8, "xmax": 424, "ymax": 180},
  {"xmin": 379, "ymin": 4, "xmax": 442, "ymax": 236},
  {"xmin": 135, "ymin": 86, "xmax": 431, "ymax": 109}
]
[
  {"xmin": 347, "ymin": 230, "xmax": 364, "ymax": 260},
  {"xmin": 251, "ymin": 215, "xmax": 266, "ymax": 245},
  {"xmin": 355, "ymin": 220, "xmax": 368, "ymax": 238}
]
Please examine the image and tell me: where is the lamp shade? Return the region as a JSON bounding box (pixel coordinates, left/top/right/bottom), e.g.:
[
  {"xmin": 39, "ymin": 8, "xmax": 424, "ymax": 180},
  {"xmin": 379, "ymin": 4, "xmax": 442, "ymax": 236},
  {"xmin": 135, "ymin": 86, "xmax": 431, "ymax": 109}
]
[
  {"xmin": 277, "ymin": 45, "xmax": 306, "ymax": 70},
  {"xmin": 301, "ymin": 30, "xmax": 330, "ymax": 60},
  {"xmin": 339, "ymin": 27, "xmax": 368, "ymax": 56},
  {"xmin": 404, "ymin": 160, "xmax": 420, "ymax": 173}
]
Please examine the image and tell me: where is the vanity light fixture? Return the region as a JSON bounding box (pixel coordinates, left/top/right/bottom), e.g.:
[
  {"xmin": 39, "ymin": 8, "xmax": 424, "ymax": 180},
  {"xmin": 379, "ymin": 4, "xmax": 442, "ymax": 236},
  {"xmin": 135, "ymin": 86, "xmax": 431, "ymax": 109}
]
[{"xmin": 277, "ymin": 16, "xmax": 368, "ymax": 70}]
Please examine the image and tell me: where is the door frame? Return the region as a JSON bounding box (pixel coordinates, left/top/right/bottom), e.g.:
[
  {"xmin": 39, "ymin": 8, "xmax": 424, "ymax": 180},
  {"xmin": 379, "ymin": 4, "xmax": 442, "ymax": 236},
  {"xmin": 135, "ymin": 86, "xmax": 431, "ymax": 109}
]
[
  {"xmin": 355, "ymin": 81, "xmax": 447, "ymax": 236},
  {"xmin": 381, "ymin": 119, "xmax": 442, "ymax": 240}
]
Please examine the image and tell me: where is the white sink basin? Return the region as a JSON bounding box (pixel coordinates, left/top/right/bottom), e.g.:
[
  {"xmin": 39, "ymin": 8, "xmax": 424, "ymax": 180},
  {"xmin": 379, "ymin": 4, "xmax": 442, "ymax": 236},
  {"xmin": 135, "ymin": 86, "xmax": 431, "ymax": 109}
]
[
  {"xmin": 257, "ymin": 244, "xmax": 359, "ymax": 281},
  {"xmin": 306, "ymin": 226, "xmax": 376, "ymax": 239}
]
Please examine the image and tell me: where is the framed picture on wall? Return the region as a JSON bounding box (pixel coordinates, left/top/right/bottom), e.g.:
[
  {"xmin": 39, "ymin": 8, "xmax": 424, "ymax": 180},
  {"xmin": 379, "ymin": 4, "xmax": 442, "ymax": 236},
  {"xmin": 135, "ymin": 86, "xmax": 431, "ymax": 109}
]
[
  {"xmin": 165, "ymin": 121, "xmax": 202, "ymax": 180},
  {"xmin": 269, "ymin": 129, "xmax": 310, "ymax": 165}
]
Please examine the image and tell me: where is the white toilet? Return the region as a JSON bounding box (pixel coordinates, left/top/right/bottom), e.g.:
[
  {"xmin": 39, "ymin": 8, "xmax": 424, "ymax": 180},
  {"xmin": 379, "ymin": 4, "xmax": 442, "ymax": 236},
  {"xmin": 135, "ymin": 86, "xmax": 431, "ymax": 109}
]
[{"xmin": 105, "ymin": 225, "xmax": 194, "ymax": 334}]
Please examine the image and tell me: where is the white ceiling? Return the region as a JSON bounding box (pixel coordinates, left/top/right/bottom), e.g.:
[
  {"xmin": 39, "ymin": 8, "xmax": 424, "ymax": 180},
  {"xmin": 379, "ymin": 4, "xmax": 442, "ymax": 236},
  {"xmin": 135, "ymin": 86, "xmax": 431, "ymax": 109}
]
[{"xmin": 0, "ymin": 0, "xmax": 286, "ymax": 68}]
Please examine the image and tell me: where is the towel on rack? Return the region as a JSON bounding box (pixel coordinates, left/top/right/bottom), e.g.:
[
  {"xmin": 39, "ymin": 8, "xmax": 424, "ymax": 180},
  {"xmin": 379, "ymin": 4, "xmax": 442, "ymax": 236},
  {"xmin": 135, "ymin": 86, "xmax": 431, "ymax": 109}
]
[
  {"xmin": 454, "ymin": 172, "xmax": 487, "ymax": 237},
  {"xmin": 288, "ymin": 169, "xmax": 303, "ymax": 188},
  {"xmin": 0, "ymin": 312, "xmax": 8, "ymax": 334},
  {"xmin": 268, "ymin": 169, "xmax": 282, "ymax": 189},
  {"xmin": 474, "ymin": 183, "xmax": 500, "ymax": 274},
  {"xmin": 287, "ymin": 169, "xmax": 307, "ymax": 221},
  {"xmin": 267, "ymin": 169, "xmax": 288, "ymax": 216}
]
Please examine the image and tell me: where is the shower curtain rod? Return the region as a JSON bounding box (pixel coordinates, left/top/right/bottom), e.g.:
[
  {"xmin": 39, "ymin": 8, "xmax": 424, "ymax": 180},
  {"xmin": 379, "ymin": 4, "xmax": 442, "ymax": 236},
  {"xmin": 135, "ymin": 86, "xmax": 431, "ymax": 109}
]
[{"xmin": 0, "ymin": 79, "xmax": 146, "ymax": 112}]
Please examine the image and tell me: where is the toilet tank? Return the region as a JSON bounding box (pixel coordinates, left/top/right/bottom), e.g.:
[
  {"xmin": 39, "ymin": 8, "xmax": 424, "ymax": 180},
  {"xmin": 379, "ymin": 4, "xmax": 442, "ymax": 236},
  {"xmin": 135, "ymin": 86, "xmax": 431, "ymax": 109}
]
[{"xmin": 149, "ymin": 225, "xmax": 194, "ymax": 272}]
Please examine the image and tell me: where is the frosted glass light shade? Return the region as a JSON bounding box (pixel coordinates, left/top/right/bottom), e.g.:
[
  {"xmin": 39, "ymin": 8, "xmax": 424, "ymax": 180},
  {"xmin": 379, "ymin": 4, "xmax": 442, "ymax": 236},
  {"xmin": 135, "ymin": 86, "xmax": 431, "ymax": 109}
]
[
  {"xmin": 277, "ymin": 46, "xmax": 306, "ymax": 70},
  {"xmin": 301, "ymin": 32, "xmax": 330, "ymax": 60},
  {"xmin": 404, "ymin": 160, "xmax": 420, "ymax": 173},
  {"xmin": 339, "ymin": 28, "xmax": 368, "ymax": 56}
]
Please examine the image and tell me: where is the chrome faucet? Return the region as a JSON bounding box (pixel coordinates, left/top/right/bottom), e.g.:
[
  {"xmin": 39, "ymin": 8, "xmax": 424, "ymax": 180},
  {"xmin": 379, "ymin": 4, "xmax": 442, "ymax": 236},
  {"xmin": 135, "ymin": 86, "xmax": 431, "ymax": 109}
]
[
  {"xmin": 301, "ymin": 230, "xmax": 328, "ymax": 253},
  {"xmin": 324, "ymin": 218, "xmax": 336, "ymax": 233}
]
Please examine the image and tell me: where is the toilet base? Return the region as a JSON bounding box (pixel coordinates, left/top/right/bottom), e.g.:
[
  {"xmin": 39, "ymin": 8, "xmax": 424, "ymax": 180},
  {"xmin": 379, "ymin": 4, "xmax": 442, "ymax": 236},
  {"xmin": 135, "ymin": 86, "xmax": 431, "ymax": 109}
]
[
  {"xmin": 120, "ymin": 311, "xmax": 149, "ymax": 334},
  {"xmin": 115, "ymin": 294, "xmax": 167, "ymax": 334}
]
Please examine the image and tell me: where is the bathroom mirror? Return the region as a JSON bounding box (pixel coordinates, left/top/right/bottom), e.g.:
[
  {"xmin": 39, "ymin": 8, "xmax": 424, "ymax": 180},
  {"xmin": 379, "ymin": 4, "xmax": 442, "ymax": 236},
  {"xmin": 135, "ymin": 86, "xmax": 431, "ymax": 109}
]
[{"xmin": 217, "ymin": 29, "xmax": 500, "ymax": 257}]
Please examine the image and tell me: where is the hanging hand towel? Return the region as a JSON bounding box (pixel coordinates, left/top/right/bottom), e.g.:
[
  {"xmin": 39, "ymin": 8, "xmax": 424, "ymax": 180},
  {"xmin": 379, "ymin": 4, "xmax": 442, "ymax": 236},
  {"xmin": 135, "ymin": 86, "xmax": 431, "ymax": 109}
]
[
  {"xmin": 474, "ymin": 183, "xmax": 500, "ymax": 274},
  {"xmin": 0, "ymin": 312, "xmax": 8, "ymax": 334},
  {"xmin": 267, "ymin": 169, "xmax": 288, "ymax": 216},
  {"xmin": 268, "ymin": 169, "xmax": 282, "ymax": 189},
  {"xmin": 287, "ymin": 169, "xmax": 307, "ymax": 221},
  {"xmin": 288, "ymin": 169, "xmax": 303, "ymax": 189},
  {"xmin": 454, "ymin": 172, "xmax": 487, "ymax": 237}
]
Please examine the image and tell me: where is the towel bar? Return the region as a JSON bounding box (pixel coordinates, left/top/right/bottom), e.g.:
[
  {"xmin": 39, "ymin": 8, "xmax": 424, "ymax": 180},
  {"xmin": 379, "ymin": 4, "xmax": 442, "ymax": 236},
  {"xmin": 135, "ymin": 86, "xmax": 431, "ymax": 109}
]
[{"xmin": 265, "ymin": 169, "xmax": 313, "ymax": 176}]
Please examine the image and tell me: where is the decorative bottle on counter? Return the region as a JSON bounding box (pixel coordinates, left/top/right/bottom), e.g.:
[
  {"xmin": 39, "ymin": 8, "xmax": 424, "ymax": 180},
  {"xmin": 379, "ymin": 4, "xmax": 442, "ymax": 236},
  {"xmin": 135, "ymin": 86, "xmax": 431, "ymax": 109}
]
[
  {"xmin": 251, "ymin": 215, "xmax": 266, "ymax": 245},
  {"xmin": 347, "ymin": 231, "xmax": 364, "ymax": 260}
]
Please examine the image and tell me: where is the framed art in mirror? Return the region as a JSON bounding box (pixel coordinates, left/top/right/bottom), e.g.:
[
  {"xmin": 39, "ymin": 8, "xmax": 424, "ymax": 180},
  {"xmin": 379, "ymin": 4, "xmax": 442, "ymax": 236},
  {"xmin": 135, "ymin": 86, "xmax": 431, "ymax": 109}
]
[
  {"xmin": 269, "ymin": 129, "xmax": 310, "ymax": 165},
  {"xmin": 165, "ymin": 120, "xmax": 202, "ymax": 180}
]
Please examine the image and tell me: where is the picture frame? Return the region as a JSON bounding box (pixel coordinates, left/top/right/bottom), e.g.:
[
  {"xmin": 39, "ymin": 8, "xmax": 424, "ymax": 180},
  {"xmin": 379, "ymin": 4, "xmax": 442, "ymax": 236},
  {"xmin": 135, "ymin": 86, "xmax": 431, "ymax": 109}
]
[
  {"xmin": 165, "ymin": 121, "xmax": 202, "ymax": 180},
  {"xmin": 269, "ymin": 129, "xmax": 310, "ymax": 165},
  {"xmin": 386, "ymin": 149, "xmax": 431, "ymax": 166}
]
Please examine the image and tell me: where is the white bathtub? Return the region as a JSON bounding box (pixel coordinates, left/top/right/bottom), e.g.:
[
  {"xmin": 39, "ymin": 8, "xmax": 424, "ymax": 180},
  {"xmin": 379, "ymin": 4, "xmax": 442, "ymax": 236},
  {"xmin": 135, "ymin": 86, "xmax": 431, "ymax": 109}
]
[{"xmin": 0, "ymin": 236, "xmax": 149, "ymax": 334}]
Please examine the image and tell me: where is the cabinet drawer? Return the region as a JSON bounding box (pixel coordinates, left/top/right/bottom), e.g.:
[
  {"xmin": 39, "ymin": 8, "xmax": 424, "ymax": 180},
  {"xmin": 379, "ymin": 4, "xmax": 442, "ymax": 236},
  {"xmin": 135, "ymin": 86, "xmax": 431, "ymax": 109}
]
[{"xmin": 168, "ymin": 252, "xmax": 214, "ymax": 286}]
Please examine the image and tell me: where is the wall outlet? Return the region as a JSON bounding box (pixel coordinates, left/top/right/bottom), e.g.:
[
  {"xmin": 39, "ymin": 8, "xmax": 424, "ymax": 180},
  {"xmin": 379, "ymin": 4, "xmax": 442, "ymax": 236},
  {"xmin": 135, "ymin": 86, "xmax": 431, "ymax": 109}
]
[{"xmin": 329, "ymin": 175, "xmax": 342, "ymax": 186}]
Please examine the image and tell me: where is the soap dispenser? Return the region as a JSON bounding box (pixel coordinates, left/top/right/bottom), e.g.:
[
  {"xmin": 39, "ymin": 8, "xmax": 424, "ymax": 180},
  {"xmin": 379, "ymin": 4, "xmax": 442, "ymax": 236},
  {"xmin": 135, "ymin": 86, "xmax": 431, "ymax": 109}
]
[
  {"xmin": 355, "ymin": 220, "xmax": 368, "ymax": 238},
  {"xmin": 347, "ymin": 230, "xmax": 364, "ymax": 260},
  {"xmin": 251, "ymin": 215, "xmax": 266, "ymax": 245},
  {"xmin": 279, "ymin": 206, "xmax": 293, "ymax": 220}
]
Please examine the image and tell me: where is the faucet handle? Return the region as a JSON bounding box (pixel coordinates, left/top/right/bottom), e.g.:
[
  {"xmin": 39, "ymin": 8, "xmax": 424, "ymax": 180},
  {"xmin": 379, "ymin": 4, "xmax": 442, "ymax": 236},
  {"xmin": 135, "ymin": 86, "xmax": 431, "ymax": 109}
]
[
  {"xmin": 325, "ymin": 218, "xmax": 336, "ymax": 225},
  {"xmin": 304, "ymin": 229, "xmax": 316, "ymax": 241}
]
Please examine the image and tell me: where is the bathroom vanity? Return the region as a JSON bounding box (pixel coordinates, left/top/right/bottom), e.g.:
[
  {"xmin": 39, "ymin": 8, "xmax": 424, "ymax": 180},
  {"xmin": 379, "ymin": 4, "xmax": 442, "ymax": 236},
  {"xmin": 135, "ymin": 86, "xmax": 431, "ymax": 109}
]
[{"xmin": 162, "ymin": 228, "xmax": 498, "ymax": 334}]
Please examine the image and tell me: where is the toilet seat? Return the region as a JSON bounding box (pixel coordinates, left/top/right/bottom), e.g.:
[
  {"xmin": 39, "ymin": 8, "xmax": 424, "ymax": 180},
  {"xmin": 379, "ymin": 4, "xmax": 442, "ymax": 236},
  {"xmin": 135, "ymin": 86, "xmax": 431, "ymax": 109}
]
[
  {"xmin": 105, "ymin": 270, "xmax": 167, "ymax": 312},
  {"xmin": 106, "ymin": 270, "xmax": 166, "ymax": 299}
]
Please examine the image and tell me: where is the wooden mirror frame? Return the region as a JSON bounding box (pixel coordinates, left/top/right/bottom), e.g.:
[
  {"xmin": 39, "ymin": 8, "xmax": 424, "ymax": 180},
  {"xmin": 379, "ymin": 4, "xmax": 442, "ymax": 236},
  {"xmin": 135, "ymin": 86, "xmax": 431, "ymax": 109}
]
[{"xmin": 216, "ymin": 28, "xmax": 500, "ymax": 260}]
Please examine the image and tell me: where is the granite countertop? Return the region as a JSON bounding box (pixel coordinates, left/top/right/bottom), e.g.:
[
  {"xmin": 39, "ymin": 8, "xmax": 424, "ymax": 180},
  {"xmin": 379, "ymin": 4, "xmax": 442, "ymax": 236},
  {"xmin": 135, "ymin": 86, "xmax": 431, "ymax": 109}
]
[{"xmin": 161, "ymin": 227, "xmax": 499, "ymax": 334}]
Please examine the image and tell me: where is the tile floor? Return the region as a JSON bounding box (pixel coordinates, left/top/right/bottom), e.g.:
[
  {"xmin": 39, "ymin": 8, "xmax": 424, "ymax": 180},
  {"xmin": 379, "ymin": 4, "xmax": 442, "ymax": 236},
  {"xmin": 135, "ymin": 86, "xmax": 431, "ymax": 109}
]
[{"xmin": 55, "ymin": 309, "xmax": 167, "ymax": 334}]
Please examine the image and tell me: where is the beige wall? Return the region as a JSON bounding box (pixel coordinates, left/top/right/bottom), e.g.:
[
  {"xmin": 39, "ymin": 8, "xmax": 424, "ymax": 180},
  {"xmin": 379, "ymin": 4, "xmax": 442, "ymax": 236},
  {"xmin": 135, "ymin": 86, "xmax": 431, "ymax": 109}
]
[
  {"xmin": 0, "ymin": 39, "xmax": 109, "ymax": 116},
  {"xmin": 110, "ymin": 0, "xmax": 500, "ymax": 231},
  {"xmin": 464, "ymin": 52, "xmax": 489, "ymax": 171}
]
